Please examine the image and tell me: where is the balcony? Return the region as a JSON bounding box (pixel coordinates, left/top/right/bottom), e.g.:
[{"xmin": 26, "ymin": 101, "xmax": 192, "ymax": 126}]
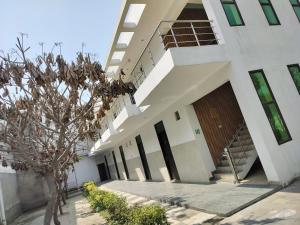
[
  {"xmin": 130, "ymin": 20, "xmax": 228, "ymax": 106},
  {"xmin": 110, "ymin": 95, "xmax": 141, "ymax": 130},
  {"xmin": 98, "ymin": 116, "xmax": 117, "ymax": 143}
]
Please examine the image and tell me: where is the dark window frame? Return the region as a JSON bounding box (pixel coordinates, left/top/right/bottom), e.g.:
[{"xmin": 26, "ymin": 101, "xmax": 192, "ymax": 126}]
[
  {"xmin": 290, "ymin": 0, "xmax": 300, "ymax": 22},
  {"xmin": 249, "ymin": 69, "xmax": 292, "ymax": 145},
  {"xmin": 287, "ymin": 64, "xmax": 300, "ymax": 94},
  {"xmin": 258, "ymin": 0, "xmax": 281, "ymax": 25},
  {"xmin": 221, "ymin": 0, "xmax": 245, "ymax": 26}
]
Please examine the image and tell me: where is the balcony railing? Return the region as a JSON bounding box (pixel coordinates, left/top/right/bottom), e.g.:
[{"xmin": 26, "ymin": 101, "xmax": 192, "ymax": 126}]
[
  {"xmin": 110, "ymin": 96, "xmax": 126, "ymax": 120},
  {"xmin": 131, "ymin": 20, "xmax": 219, "ymax": 89}
]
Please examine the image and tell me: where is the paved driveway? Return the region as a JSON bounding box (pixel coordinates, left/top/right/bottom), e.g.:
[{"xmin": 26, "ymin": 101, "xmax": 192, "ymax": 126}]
[
  {"xmin": 219, "ymin": 178, "xmax": 300, "ymax": 225},
  {"xmin": 100, "ymin": 180, "xmax": 278, "ymax": 216}
]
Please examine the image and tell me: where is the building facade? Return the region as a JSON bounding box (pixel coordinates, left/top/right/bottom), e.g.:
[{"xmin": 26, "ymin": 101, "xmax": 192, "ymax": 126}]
[{"xmin": 89, "ymin": 0, "xmax": 300, "ymax": 185}]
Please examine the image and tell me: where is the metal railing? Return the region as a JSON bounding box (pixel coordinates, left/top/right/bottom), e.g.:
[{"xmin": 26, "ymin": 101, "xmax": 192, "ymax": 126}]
[
  {"xmin": 109, "ymin": 95, "xmax": 127, "ymax": 120},
  {"xmin": 223, "ymin": 120, "xmax": 247, "ymax": 184},
  {"xmin": 131, "ymin": 20, "xmax": 219, "ymax": 89}
]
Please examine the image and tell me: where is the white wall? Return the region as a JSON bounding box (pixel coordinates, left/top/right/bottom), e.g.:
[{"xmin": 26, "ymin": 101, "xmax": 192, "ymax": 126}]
[
  {"xmin": 106, "ymin": 100, "xmax": 216, "ymax": 183},
  {"xmin": 0, "ymin": 167, "xmax": 21, "ymax": 224},
  {"xmin": 67, "ymin": 156, "xmax": 100, "ymax": 188},
  {"xmin": 203, "ymin": 0, "xmax": 300, "ymax": 184}
]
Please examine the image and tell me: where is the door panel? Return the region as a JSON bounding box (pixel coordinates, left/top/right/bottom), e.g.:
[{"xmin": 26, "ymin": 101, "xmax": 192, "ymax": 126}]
[
  {"xmin": 112, "ymin": 151, "xmax": 121, "ymax": 179},
  {"xmin": 104, "ymin": 155, "xmax": 111, "ymax": 180},
  {"xmin": 97, "ymin": 163, "xmax": 108, "ymax": 182},
  {"xmin": 135, "ymin": 135, "xmax": 152, "ymax": 180},
  {"xmin": 119, "ymin": 146, "xmax": 130, "ymax": 180},
  {"xmin": 193, "ymin": 82, "xmax": 244, "ymax": 165},
  {"xmin": 154, "ymin": 121, "xmax": 180, "ymax": 181}
]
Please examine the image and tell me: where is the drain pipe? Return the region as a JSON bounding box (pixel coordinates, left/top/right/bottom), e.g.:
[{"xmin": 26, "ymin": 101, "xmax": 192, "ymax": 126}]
[{"xmin": 0, "ymin": 181, "xmax": 7, "ymax": 225}]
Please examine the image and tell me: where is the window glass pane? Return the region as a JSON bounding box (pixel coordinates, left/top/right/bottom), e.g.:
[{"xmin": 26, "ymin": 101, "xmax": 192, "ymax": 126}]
[
  {"xmin": 288, "ymin": 65, "xmax": 300, "ymax": 93},
  {"xmin": 251, "ymin": 71, "xmax": 273, "ymax": 103},
  {"xmin": 293, "ymin": 6, "xmax": 300, "ymax": 19},
  {"xmin": 250, "ymin": 70, "xmax": 291, "ymax": 144},
  {"xmin": 264, "ymin": 103, "xmax": 291, "ymax": 143},
  {"xmin": 290, "ymin": 0, "xmax": 299, "ymax": 5},
  {"xmin": 223, "ymin": 3, "xmax": 243, "ymax": 26},
  {"xmin": 259, "ymin": 0, "xmax": 269, "ymax": 4},
  {"xmin": 262, "ymin": 5, "xmax": 280, "ymax": 25}
]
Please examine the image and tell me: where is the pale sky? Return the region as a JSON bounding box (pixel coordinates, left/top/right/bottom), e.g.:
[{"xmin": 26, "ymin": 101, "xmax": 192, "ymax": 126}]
[{"xmin": 0, "ymin": 0, "xmax": 122, "ymax": 64}]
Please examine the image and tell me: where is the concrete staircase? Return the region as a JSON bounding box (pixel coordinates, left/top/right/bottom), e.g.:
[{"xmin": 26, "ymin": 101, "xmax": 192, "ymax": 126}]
[{"xmin": 214, "ymin": 123, "xmax": 258, "ymax": 183}]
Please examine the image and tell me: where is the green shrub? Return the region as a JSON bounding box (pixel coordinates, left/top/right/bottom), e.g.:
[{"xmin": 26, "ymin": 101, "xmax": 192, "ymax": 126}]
[
  {"xmin": 128, "ymin": 205, "xmax": 169, "ymax": 225},
  {"xmin": 101, "ymin": 192, "xmax": 129, "ymax": 224},
  {"xmin": 83, "ymin": 181, "xmax": 169, "ymax": 225}
]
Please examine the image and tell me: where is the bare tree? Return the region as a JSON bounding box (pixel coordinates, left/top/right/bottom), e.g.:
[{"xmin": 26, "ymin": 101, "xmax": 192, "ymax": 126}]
[{"xmin": 0, "ymin": 36, "xmax": 135, "ymax": 225}]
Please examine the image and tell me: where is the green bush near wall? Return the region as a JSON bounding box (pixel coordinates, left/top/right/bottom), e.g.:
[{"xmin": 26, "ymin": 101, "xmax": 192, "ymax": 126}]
[{"xmin": 83, "ymin": 181, "xmax": 169, "ymax": 225}]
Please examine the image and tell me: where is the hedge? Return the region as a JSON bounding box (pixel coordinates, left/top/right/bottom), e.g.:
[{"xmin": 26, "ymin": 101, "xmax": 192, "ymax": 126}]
[{"xmin": 83, "ymin": 181, "xmax": 169, "ymax": 225}]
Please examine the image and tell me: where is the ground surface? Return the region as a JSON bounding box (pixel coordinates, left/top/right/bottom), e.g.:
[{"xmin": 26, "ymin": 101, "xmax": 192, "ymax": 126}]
[
  {"xmin": 100, "ymin": 186, "xmax": 216, "ymax": 225},
  {"xmin": 100, "ymin": 180, "xmax": 277, "ymax": 216},
  {"xmin": 219, "ymin": 178, "xmax": 300, "ymax": 225},
  {"xmin": 11, "ymin": 194, "xmax": 106, "ymax": 225}
]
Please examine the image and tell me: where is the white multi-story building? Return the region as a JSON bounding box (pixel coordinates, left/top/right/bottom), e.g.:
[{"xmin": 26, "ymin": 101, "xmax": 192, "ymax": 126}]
[{"xmin": 89, "ymin": 0, "xmax": 300, "ymax": 185}]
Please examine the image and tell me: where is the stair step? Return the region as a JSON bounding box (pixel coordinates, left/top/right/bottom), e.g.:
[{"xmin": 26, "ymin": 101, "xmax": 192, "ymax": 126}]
[
  {"xmin": 219, "ymin": 158, "xmax": 246, "ymax": 167},
  {"xmin": 230, "ymin": 151, "xmax": 253, "ymax": 159},
  {"xmin": 229, "ymin": 144, "xmax": 255, "ymax": 153},
  {"xmin": 231, "ymin": 138, "xmax": 253, "ymax": 147},
  {"xmin": 238, "ymin": 133, "xmax": 252, "ymax": 141},
  {"xmin": 216, "ymin": 165, "xmax": 242, "ymax": 174},
  {"xmin": 239, "ymin": 128, "xmax": 250, "ymax": 135},
  {"xmin": 214, "ymin": 173, "xmax": 236, "ymax": 182}
]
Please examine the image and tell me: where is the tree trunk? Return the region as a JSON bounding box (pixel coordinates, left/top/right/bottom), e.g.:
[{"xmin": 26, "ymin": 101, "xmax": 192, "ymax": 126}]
[
  {"xmin": 44, "ymin": 175, "xmax": 57, "ymax": 225},
  {"xmin": 53, "ymin": 194, "xmax": 61, "ymax": 225},
  {"xmin": 63, "ymin": 174, "xmax": 68, "ymax": 199}
]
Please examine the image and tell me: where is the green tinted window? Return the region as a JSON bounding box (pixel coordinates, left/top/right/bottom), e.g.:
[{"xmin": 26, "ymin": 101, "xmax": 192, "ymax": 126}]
[
  {"xmin": 259, "ymin": 0, "xmax": 280, "ymax": 25},
  {"xmin": 288, "ymin": 64, "xmax": 300, "ymax": 94},
  {"xmin": 264, "ymin": 103, "xmax": 291, "ymax": 143},
  {"xmin": 251, "ymin": 71, "xmax": 273, "ymax": 103},
  {"xmin": 250, "ymin": 70, "xmax": 291, "ymax": 144},
  {"xmin": 221, "ymin": 0, "xmax": 245, "ymax": 26},
  {"xmin": 290, "ymin": 0, "xmax": 300, "ymax": 22}
]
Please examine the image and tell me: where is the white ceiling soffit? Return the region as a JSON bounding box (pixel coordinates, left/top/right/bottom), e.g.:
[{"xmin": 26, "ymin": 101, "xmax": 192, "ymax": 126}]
[
  {"xmin": 123, "ymin": 4, "xmax": 146, "ymax": 28},
  {"xmin": 111, "ymin": 51, "xmax": 126, "ymax": 64},
  {"xmin": 116, "ymin": 32, "xmax": 134, "ymax": 49}
]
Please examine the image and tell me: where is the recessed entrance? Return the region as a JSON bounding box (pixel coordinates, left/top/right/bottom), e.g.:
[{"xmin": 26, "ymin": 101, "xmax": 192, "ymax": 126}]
[
  {"xmin": 193, "ymin": 81, "xmax": 266, "ymax": 182},
  {"xmin": 193, "ymin": 82, "xmax": 244, "ymax": 166},
  {"xmin": 97, "ymin": 163, "xmax": 108, "ymax": 182},
  {"xmin": 119, "ymin": 146, "xmax": 130, "ymax": 180},
  {"xmin": 112, "ymin": 151, "xmax": 121, "ymax": 180},
  {"xmin": 135, "ymin": 135, "xmax": 152, "ymax": 180},
  {"xmin": 154, "ymin": 121, "xmax": 180, "ymax": 181}
]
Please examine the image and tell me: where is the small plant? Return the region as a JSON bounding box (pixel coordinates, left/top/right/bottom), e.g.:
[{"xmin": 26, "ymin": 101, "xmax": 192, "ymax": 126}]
[
  {"xmin": 129, "ymin": 205, "xmax": 169, "ymax": 225},
  {"xmin": 83, "ymin": 181, "xmax": 169, "ymax": 225}
]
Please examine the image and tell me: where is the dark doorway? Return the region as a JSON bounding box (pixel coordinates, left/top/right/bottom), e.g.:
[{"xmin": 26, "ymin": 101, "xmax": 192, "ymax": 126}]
[
  {"xmin": 97, "ymin": 163, "xmax": 108, "ymax": 182},
  {"xmin": 192, "ymin": 82, "xmax": 244, "ymax": 166},
  {"xmin": 119, "ymin": 146, "xmax": 130, "ymax": 180},
  {"xmin": 135, "ymin": 135, "xmax": 152, "ymax": 180},
  {"xmin": 112, "ymin": 151, "xmax": 121, "ymax": 179},
  {"xmin": 154, "ymin": 121, "xmax": 180, "ymax": 181},
  {"xmin": 104, "ymin": 155, "xmax": 111, "ymax": 180}
]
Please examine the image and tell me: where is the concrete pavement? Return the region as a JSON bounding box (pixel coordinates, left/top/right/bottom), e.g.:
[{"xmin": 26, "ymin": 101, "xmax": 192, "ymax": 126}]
[
  {"xmin": 218, "ymin": 178, "xmax": 300, "ymax": 225},
  {"xmin": 11, "ymin": 194, "xmax": 106, "ymax": 225},
  {"xmin": 100, "ymin": 180, "xmax": 278, "ymax": 216}
]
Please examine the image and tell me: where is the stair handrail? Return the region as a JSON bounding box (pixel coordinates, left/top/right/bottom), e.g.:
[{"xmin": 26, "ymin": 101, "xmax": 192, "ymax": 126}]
[
  {"xmin": 223, "ymin": 120, "xmax": 246, "ymax": 184},
  {"xmin": 226, "ymin": 120, "xmax": 246, "ymax": 149}
]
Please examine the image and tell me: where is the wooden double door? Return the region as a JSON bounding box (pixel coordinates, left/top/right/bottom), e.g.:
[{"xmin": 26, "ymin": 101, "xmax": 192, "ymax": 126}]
[{"xmin": 193, "ymin": 82, "xmax": 244, "ymax": 166}]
